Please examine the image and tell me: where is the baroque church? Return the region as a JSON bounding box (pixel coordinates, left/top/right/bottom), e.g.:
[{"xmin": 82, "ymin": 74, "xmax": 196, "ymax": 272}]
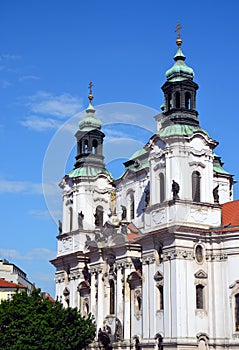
[{"xmin": 50, "ymin": 29, "xmax": 239, "ymax": 350}]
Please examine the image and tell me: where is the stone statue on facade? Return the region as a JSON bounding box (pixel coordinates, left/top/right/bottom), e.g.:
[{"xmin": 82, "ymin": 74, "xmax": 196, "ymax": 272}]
[
  {"xmin": 172, "ymin": 180, "xmax": 180, "ymax": 200},
  {"xmin": 98, "ymin": 328, "xmax": 112, "ymax": 350},
  {"xmin": 213, "ymin": 185, "xmax": 219, "ymax": 203},
  {"xmin": 94, "ymin": 207, "xmax": 103, "ymax": 227},
  {"xmin": 121, "ymin": 205, "xmax": 127, "ymax": 220},
  {"xmin": 78, "ymin": 211, "xmax": 84, "ymax": 229},
  {"xmin": 58, "ymin": 220, "xmax": 62, "ymax": 234}
]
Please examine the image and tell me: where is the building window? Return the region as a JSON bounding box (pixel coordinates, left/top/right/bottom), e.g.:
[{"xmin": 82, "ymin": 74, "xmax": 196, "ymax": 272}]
[
  {"xmin": 195, "ymin": 245, "xmax": 203, "ymax": 263},
  {"xmin": 129, "ymin": 193, "xmax": 135, "ymax": 220},
  {"xmin": 196, "ymin": 284, "xmax": 204, "ymax": 309},
  {"xmin": 175, "ymin": 91, "xmax": 180, "ymax": 108},
  {"xmin": 158, "ymin": 285, "xmax": 164, "ymax": 310},
  {"xmin": 185, "ymin": 92, "xmax": 191, "ymax": 109},
  {"xmin": 159, "ymin": 173, "xmax": 165, "ymax": 203},
  {"xmin": 94, "ymin": 205, "xmax": 104, "ymax": 227},
  {"xmin": 235, "ymin": 294, "xmax": 239, "ymax": 331},
  {"xmin": 109, "ymin": 279, "xmax": 115, "ymax": 315},
  {"xmin": 83, "ymin": 140, "xmax": 88, "ymax": 154},
  {"xmin": 78, "ymin": 141, "xmax": 82, "ymax": 154},
  {"xmin": 69, "ymin": 207, "xmax": 73, "ymax": 231},
  {"xmin": 192, "ymin": 171, "xmax": 201, "ymax": 202},
  {"xmin": 167, "ymin": 93, "xmax": 172, "ymax": 111},
  {"xmin": 92, "ymin": 139, "xmax": 98, "ymax": 154}
]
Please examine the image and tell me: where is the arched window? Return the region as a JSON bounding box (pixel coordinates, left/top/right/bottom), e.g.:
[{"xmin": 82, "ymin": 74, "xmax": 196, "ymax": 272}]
[
  {"xmin": 83, "ymin": 140, "xmax": 88, "ymax": 154},
  {"xmin": 69, "ymin": 207, "xmax": 73, "ymax": 231},
  {"xmin": 77, "ymin": 141, "xmax": 82, "ymax": 154},
  {"xmin": 185, "ymin": 91, "xmax": 191, "ymax": 109},
  {"xmin": 196, "ymin": 284, "xmax": 204, "ymax": 309},
  {"xmin": 235, "ymin": 294, "xmax": 239, "ymax": 331},
  {"xmin": 175, "ymin": 91, "xmax": 180, "ymax": 108},
  {"xmin": 109, "ymin": 280, "xmax": 115, "ymax": 314},
  {"xmin": 92, "ymin": 139, "xmax": 98, "ymax": 154},
  {"xmin": 94, "ymin": 205, "xmax": 103, "ymax": 227},
  {"xmin": 167, "ymin": 93, "xmax": 172, "ymax": 111},
  {"xmin": 159, "ymin": 173, "xmax": 165, "ymax": 203},
  {"xmin": 159, "ymin": 285, "xmax": 164, "ymax": 310},
  {"xmin": 192, "ymin": 171, "xmax": 201, "ymax": 202},
  {"xmin": 129, "ymin": 193, "xmax": 135, "ymax": 220}
]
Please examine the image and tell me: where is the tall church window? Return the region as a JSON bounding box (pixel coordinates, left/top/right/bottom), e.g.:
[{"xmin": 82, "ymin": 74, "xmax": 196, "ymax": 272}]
[
  {"xmin": 78, "ymin": 141, "xmax": 82, "ymax": 154},
  {"xmin": 167, "ymin": 93, "xmax": 172, "ymax": 111},
  {"xmin": 235, "ymin": 294, "xmax": 239, "ymax": 331},
  {"xmin": 185, "ymin": 92, "xmax": 191, "ymax": 109},
  {"xmin": 175, "ymin": 91, "xmax": 180, "ymax": 108},
  {"xmin": 69, "ymin": 207, "xmax": 73, "ymax": 231},
  {"xmin": 159, "ymin": 173, "xmax": 165, "ymax": 203},
  {"xmin": 129, "ymin": 193, "xmax": 135, "ymax": 220},
  {"xmin": 192, "ymin": 171, "xmax": 201, "ymax": 202},
  {"xmin": 196, "ymin": 284, "xmax": 204, "ymax": 309},
  {"xmin": 92, "ymin": 139, "xmax": 98, "ymax": 154},
  {"xmin": 94, "ymin": 205, "xmax": 103, "ymax": 227},
  {"xmin": 83, "ymin": 140, "xmax": 88, "ymax": 154},
  {"xmin": 109, "ymin": 279, "xmax": 115, "ymax": 315},
  {"xmin": 159, "ymin": 285, "xmax": 164, "ymax": 310}
]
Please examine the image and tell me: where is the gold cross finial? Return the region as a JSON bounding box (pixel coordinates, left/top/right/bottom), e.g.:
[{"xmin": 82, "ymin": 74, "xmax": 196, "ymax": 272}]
[
  {"xmin": 175, "ymin": 22, "xmax": 183, "ymax": 47},
  {"xmin": 88, "ymin": 80, "xmax": 94, "ymax": 102}
]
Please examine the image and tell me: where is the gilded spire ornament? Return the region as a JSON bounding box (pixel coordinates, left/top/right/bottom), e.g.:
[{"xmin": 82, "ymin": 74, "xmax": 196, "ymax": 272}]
[
  {"xmin": 88, "ymin": 80, "xmax": 94, "ymax": 103},
  {"xmin": 175, "ymin": 22, "xmax": 183, "ymax": 47}
]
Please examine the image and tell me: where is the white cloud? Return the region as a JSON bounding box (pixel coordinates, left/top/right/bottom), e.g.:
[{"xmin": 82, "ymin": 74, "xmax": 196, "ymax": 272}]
[
  {"xmin": 0, "ymin": 178, "xmax": 59, "ymax": 196},
  {"xmin": 19, "ymin": 75, "xmax": 40, "ymax": 81},
  {"xmin": 0, "ymin": 249, "xmax": 25, "ymax": 260},
  {"xmin": 26, "ymin": 91, "xmax": 82, "ymax": 118},
  {"xmin": 2, "ymin": 80, "xmax": 11, "ymax": 88},
  {"xmin": 28, "ymin": 209, "xmax": 61, "ymax": 220},
  {"xmin": 0, "ymin": 248, "xmax": 55, "ymax": 261},
  {"xmin": 26, "ymin": 248, "xmax": 55, "ymax": 260},
  {"xmin": 20, "ymin": 116, "xmax": 62, "ymax": 131},
  {"xmin": 0, "ymin": 54, "xmax": 21, "ymax": 61}
]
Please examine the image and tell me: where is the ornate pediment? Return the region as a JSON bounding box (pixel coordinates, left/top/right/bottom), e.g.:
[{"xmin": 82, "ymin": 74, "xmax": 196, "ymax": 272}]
[
  {"xmin": 154, "ymin": 271, "xmax": 164, "ymax": 282},
  {"xmin": 194, "ymin": 269, "xmax": 208, "ymax": 279}
]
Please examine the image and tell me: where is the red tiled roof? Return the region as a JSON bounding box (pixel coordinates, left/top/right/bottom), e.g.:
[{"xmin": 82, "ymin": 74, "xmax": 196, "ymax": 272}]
[
  {"xmin": 0, "ymin": 279, "xmax": 26, "ymax": 289},
  {"xmin": 222, "ymin": 200, "xmax": 239, "ymax": 227},
  {"xmin": 44, "ymin": 293, "xmax": 55, "ymax": 302}
]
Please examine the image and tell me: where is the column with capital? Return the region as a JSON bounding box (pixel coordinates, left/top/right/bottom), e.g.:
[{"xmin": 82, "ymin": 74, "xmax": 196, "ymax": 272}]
[
  {"xmin": 95, "ymin": 263, "xmax": 105, "ymax": 330},
  {"xmin": 89, "ymin": 269, "xmax": 97, "ymax": 317},
  {"xmin": 123, "ymin": 261, "xmax": 133, "ymax": 342}
]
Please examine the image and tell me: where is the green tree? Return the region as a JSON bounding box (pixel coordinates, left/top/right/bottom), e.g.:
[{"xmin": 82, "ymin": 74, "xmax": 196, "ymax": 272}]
[{"xmin": 0, "ymin": 289, "xmax": 96, "ymax": 350}]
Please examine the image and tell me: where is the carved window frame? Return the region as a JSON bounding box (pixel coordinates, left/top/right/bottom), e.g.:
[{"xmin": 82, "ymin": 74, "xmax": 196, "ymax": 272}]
[
  {"xmin": 78, "ymin": 281, "xmax": 91, "ymax": 317},
  {"xmin": 127, "ymin": 271, "xmax": 142, "ymax": 320},
  {"xmin": 194, "ymin": 270, "xmax": 208, "ymax": 315},
  {"xmin": 229, "ymin": 280, "xmax": 239, "ymax": 335},
  {"xmin": 154, "ymin": 271, "xmax": 164, "ymax": 312},
  {"xmin": 194, "ymin": 244, "xmax": 204, "ymax": 264}
]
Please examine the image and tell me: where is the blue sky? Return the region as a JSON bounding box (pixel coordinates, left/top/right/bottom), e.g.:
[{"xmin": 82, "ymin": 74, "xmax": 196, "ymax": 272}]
[{"xmin": 0, "ymin": 1, "xmax": 239, "ymax": 297}]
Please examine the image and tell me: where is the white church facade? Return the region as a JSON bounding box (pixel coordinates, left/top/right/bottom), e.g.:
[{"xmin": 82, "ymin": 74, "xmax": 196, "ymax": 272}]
[{"xmin": 51, "ymin": 31, "xmax": 239, "ymax": 349}]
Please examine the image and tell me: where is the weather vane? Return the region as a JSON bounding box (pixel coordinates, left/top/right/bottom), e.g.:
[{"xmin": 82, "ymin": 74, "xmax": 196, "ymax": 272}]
[
  {"xmin": 88, "ymin": 80, "xmax": 94, "ymax": 102},
  {"xmin": 175, "ymin": 22, "xmax": 183, "ymax": 47}
]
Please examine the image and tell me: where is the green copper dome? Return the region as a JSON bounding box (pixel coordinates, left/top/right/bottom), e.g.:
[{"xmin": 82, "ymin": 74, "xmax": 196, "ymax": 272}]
[
  {"xmin": 78, "ymin": 102, "xmax": 102, "ymax": 131},
  {"xmin": 158, "ymin": 124, "xmax": 208, "ymax": 138},
  {"xmin": 166, "ymin": 47, "xmax": 194, "ymax": 82}
]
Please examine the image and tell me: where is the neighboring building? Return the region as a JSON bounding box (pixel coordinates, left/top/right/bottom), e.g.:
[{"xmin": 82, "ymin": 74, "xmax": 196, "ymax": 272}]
[
  {"xmin": 0, "ymin": 259, "xmax": 34, "ymax": 294},
  {"xmin": 0, "ymin": 278, "xmax": 26, "ymax": 302},
  {"xmin": 51, "ymin": 30, "xmax": 239, "ymax": 349}
]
